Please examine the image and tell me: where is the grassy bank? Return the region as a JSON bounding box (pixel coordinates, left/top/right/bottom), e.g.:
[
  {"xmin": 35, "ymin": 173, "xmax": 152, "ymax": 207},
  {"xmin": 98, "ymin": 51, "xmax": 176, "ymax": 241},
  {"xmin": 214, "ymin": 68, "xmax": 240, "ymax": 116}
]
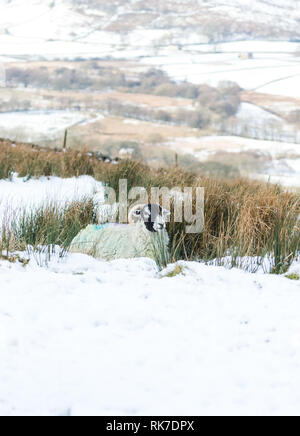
[{"xmin": 0, "ymin": 139, "xmax": 299, "ymax": 273}]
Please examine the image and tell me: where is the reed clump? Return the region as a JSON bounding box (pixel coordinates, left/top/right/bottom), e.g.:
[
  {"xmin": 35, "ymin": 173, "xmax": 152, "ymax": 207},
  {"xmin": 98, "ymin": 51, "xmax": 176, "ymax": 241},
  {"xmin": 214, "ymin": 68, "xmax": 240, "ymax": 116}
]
[{"xmin": 0, "ymin": 139, "xmax": 299, "ymax": 273}]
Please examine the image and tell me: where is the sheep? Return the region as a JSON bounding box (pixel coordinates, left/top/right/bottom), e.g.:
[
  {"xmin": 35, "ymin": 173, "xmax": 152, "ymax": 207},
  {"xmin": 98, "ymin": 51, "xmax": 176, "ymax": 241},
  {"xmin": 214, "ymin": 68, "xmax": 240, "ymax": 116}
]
[{"xmin": 69, "ymin": 203, "xmax": 170, "ymax": 263}]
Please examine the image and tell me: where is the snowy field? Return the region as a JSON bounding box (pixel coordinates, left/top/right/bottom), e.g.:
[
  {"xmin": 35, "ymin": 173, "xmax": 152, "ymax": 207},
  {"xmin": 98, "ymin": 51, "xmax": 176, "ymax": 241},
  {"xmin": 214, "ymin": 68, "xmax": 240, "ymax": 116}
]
[
  {"xmin": 236, "ymin": 102, "xmax": 283, "ymax": 127},
  {"xmin": 0, "ymin": 253, "xmax": 299, "ymax": 416},
  {"xmin": 145, "ymin": 47, "xmax": 300, "ymax": 98},
  {"xmin": 166, "ymin": 135, "xmax": 300, "ymax": 187},
  {"xmin": 261, "ymin": 158, "xmax": 300, "ymax": 188},
  {"xmin": 193, "ymin": 135, "xmax": 300, "ymax": 158},
  {"xmin": 0, "ymin": 111, "xmax": 96, "ymax": 142},
  {"xmin": 0, "ymin": 175, "xmax": 103, "ymax": 229},
  {"xmin": 235, "ymin": 102, "xmax": 295, "ymax": 137},
  {"xmin": 0, "ymin": 174, "xmax": 299, "ymax": 415},
  {"xmin": 230, "ymin": 103, "xmax": 299, "ymax": 143},
  {"xmin": 1, "ymin": 0, "xmax": 300, "ymax": 98},
  {"xmin": 2, "ymin": 40, "xmax": 300, "ymax": 98}
]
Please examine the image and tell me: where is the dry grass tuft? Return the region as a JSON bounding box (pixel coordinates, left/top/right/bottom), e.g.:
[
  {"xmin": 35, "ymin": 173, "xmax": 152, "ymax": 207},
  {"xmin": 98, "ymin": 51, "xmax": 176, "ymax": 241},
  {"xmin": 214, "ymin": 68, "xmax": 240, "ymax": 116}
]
[{"xmin": 0, "ymin": 139, "xmax": 299, "ymax": 273}]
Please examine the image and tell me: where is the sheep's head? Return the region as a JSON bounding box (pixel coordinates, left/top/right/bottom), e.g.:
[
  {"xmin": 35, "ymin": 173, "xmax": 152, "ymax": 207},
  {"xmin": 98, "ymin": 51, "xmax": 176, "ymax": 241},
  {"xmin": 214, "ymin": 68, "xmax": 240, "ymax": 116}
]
[{"xmin": 129, "ymin": 204, "xmax": 170, "ymax": 232}]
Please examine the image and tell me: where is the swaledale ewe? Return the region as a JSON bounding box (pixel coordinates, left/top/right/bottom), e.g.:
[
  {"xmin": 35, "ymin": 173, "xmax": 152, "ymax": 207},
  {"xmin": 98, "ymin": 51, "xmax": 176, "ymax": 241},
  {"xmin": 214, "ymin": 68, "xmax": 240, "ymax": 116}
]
[{"xmin": 69, "ymin": 204, "xmax": 170, "ymax": 263}]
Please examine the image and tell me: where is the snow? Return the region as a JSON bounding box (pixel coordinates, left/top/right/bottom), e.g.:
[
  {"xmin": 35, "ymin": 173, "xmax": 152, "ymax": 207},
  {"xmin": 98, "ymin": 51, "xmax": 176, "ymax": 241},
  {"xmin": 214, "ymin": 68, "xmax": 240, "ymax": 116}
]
[
  {"xmin": 253, "ymin": 172, "xmax": 300, "ymax": 188},
  {"xmin": 263, "ymin": 158, "xmax": 300, "ymax": 188},
  {"xmin": 0, "ymin": 252, "xmax": 300, "ymax": 416},
  {"xmin": 198, "ymin": 137, "xmax": 300, "ymax": 187},
  {"xmin": 259, "ymin": 76, "xmax": 300, "ymax": 99},
  {"xmin": 236, "ymin": 102, "xmax": 282, "ymax": 126},
  {"xmin": 233, "ymin": 102, "xmax": 297, "ymax": 139},
  {"xmin": 0, "ymin": 174, "xmax": 104, "ymax": 228},
  {"xmin": 0, "ymin": 1, "xmax": 299, "ymax": 60},
  {"xmin": 169, "ymin": 135, "xmax": 300, "ymax": 160},
  {"xmin": 285, "ymin": 159, "xmax": 300, "ymax": 174},
  {"xmin": 192, "ymin": 135, "xmax": 300, "ymax": 158},
  {"xmin": 288, "ymin": 261, "xmax": 300, "ymax": 277},
  {"xmin": 123, "ymin": 119, "xmax": 142, "ymax": 125},
  {"xmin": 0, "ymin": 110, "xmax": 93, "ymax": 142},
  {"xmin": 0, "ymin": 170, "xmax": 299, "ymax": 415},
  {"xmin": 216, "ymin": 41, "xmax": 299, "ymax": 54},
  {"xmin": 145, "ymin": 52, "xmax": 300, "ymax": 97},
  {"xmin": 0, "ymin": 0, "xmax": 300, "ymax": 98},
  {"xmin": 142, "ymin": 39, "xmax": 300, "ymax": 98},
  {"xmin": 166, "ymin": 135, "xmax": 300, "ymax": 187}
]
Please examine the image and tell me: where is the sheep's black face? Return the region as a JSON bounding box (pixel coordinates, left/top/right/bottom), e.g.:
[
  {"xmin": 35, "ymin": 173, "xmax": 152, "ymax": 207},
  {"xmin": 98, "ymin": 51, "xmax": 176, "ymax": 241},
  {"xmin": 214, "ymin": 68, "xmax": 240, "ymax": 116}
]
[{"xmin": 141, "ymin": 204, "xmax": 169, "ymax": 233}]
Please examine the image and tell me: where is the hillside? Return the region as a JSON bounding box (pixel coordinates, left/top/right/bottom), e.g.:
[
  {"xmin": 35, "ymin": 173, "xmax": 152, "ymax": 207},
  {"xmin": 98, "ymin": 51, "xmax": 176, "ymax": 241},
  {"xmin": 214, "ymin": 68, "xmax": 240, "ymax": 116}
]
[
  {"xmin": 0, "ymin": 0, "xmax": 299, "ymax": 63},
  {"xmin": 0, "ymin": 0, "xmax": 300, "ymax": 187}
]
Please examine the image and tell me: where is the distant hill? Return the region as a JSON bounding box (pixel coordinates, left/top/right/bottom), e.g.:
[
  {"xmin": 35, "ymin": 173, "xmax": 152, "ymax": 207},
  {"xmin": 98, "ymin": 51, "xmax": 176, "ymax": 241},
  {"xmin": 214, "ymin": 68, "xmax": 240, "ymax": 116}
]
[
  {"xmin": 70, "ymin": 0, "xmax": 300, "ymax": 41},
  {"xmin": 0, "ymin": 0, "xmax": 299, "ymax": 61}
]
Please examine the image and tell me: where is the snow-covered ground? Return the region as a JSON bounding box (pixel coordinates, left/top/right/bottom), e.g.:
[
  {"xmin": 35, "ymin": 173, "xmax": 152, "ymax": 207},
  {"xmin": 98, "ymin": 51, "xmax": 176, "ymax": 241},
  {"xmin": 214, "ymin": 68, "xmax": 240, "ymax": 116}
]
[
  {"xmin": 259, "ymin": 158, "xmax": 300, "ymax": 188},
  {"xmin": 0, "ymin": 0, "xmax": 300, "ymax": 97},
  {"xmin": 0, "ymin": 0, "xmax": 299, "ymax": 59},
  {"xmin": 150, "ymin": 54, "xmax": 300, "ymax": 98},
  {"xmin": 3, "ymin": 40, "xmax": 300, "ymax": 98},
  {"xmin": 0, "ymin": 110, "xmax": 96, "ymax": 142},
  {"xmin": 143, "ymin": 42, "xmax": 300, "ymax": 97},
  {"xmin": 236, "ymin": 102, "xmax": 282, "ymax": 126},
  {"xmin": 233, "ymin": 102, "xmax": 298, "ymax": 142},
  {"xmin": 0, "ymin": 252, "xmax": 299, "ymax": 416},
  {"xmin": 167, "ymin": 135, "xmax": 300, "ymax": 187},
  {"xmin": 0, "ymin": 174, "xmax": 103, "ymax": 229},
  {"xmin": 0, "ymin": 173, "xmax": 299, "ymax": 415},
  {"xmin": 192, "ymin": 135, "xmax": 300, "ymax": 158},
  {"xmin": 168, "ymin": 135, "xmax": 300, "ymax": 159}
]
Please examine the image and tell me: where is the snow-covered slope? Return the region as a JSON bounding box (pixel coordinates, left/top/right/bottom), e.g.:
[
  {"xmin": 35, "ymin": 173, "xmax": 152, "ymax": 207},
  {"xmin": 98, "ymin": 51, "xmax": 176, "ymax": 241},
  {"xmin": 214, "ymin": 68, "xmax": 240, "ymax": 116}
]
[
  {"xmin": 0, "ymin": 253, "xmax": 300, "ymax": 416},
  {"xmin": 0, "ymin": 0, "xmax": 299, "ymax": 98},
  {"xmin": 0, "ymin": 0, "xmax": 299, "ymax": 61},
  {"xmin": 0, "ymin": 174, "xmax": 103, "ymax": 214}
]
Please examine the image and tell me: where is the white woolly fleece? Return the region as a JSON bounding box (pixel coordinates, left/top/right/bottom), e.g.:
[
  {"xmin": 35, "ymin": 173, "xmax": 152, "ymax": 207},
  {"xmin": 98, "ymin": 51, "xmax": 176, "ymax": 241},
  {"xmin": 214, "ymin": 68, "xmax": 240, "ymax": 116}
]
[{"xmin": 69, "ymin": 221, "xmax": 170, "ymax": 262}]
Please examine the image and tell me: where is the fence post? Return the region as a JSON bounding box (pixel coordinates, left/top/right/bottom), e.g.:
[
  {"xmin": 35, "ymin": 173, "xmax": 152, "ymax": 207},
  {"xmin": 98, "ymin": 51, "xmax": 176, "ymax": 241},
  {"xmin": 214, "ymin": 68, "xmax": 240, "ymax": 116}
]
[{"xmin": 63, "ymin": 129, "xmax": 68, "ymax": 150}]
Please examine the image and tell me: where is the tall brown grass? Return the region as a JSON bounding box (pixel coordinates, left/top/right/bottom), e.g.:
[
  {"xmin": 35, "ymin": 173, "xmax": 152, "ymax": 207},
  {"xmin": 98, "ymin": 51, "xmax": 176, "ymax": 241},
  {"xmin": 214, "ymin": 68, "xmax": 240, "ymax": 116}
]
[
  {"xmin": 0, "ymin": 139, "xmax": 100, "ymax": 179},
  {"xmin": 0, "ymin": 139, "xmax": 299, "ymax": 273}
]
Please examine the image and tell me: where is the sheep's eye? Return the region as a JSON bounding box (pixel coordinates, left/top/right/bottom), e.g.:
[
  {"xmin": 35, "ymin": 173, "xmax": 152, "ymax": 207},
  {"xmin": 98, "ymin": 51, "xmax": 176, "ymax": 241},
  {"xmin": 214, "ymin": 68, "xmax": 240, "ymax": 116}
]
[{"xmin": 135, "ymin": 210, "xmax": 141, "ymax": 215}]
